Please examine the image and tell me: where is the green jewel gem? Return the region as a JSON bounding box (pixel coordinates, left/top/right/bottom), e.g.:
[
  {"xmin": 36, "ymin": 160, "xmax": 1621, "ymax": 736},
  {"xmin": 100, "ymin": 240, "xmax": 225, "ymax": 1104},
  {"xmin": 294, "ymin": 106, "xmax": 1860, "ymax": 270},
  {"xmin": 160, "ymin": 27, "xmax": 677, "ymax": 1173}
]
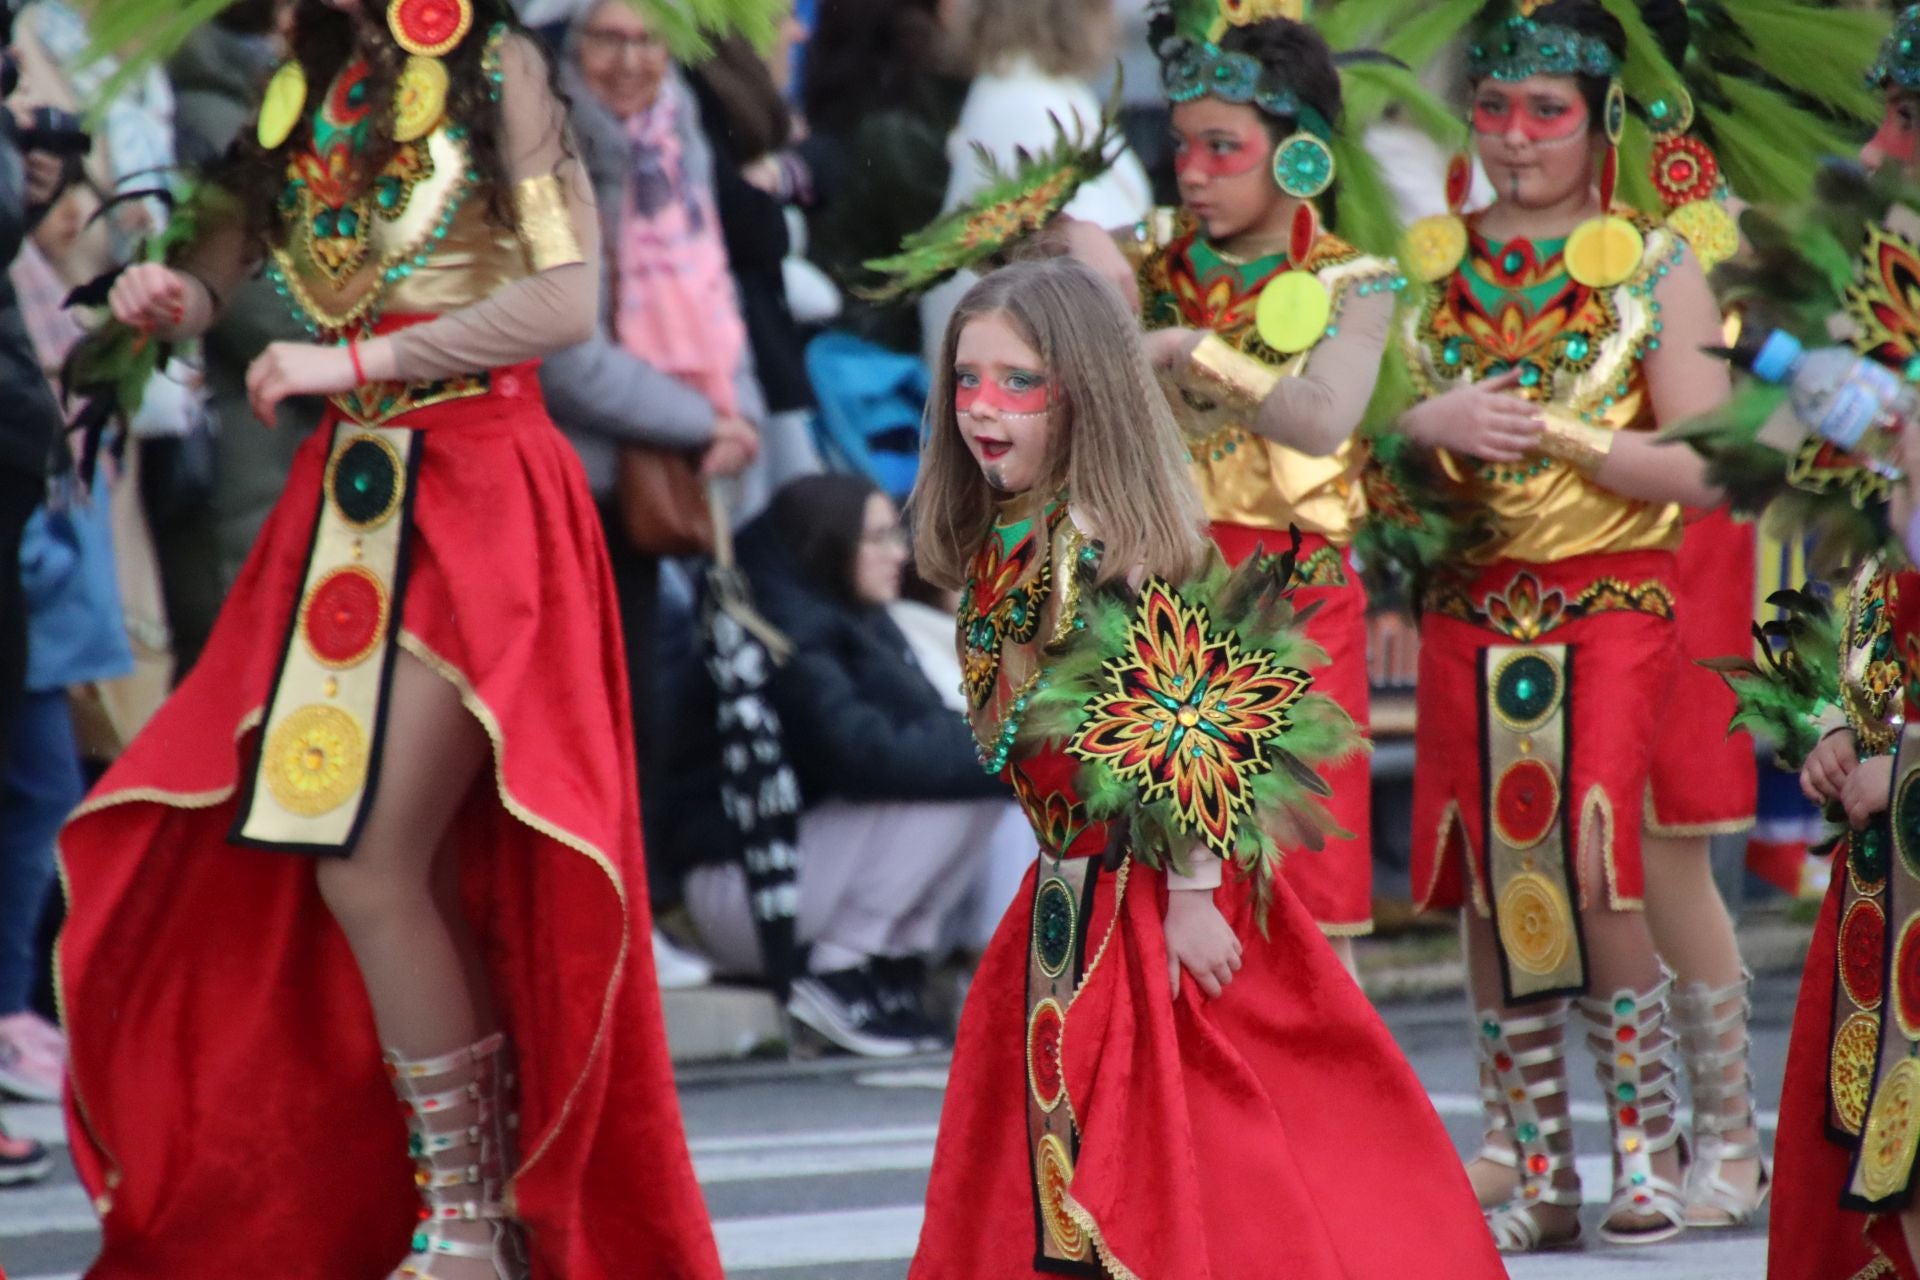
[
  {"xmin": 1564, "ymin": 335, "xmax": 1589, "ymax": 361},
  {"xmin": 1616, "ymin": 1082, "xmax": 1636, "ymax": 1102},
  {"xmin": 1494, "ymin": 654, "xmax": 1558, "ymax": 726},
  {"xmin": 1502, "ymin": 250, "xmax": 1524, "ymax": 274},
  {"xmin": 1518, "ymin": 364, "xmax": 1541, "ymax": 388},
  {"xmin": 1517, "ymin": 1122, "xmax": 1539, "ymax": 1142},
  {"xmin": 1630, "ymin": 1171, "xmax": 1648, "ymax": 1185},
  {"xmin": 1614, "ymin": 996, "xmax": 1634, "ymax": 1016},
  {"xmin": 1904, "ymin": 355, "xmax": 1920, "ymax": 383},
  {"xmin": 1482, "ymin": 1019, "xmax": 1500, "ymax": 1039}
]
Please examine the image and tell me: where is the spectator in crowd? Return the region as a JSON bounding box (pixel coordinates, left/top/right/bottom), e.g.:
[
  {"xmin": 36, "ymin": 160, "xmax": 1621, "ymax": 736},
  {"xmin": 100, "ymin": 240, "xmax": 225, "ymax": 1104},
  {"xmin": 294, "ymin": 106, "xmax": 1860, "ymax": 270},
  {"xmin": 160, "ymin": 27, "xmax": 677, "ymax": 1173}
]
[
  {"xmin": 168, "ymin": 0, "xmax": 323, "ymax": 599},
  {"xmin": 550, "ymin": 0, "xmax": 763, "ymax": 985},
  {"xmin": 799, "ymin": 0, "xmax": 967, "ymax": 356},
  {"xmin": 686, "ymin": 18, "xmax": 824, "ymax": 515},
  {"xmin": 920, "ymin": 0, "xmax": 1154, "ymax": 363},
  {"xmin": 660, "ymin": 474, "xmax": 1011, "ymax": 1057}
]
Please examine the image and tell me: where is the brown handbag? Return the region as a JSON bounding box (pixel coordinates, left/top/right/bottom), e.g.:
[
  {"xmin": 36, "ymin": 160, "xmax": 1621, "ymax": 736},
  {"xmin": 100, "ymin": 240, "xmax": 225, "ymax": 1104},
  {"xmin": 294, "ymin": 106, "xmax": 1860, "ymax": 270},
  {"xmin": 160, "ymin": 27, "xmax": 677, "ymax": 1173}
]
[{"xmin": 616, "ymin": 444, "xmax": 715, "ymax": 556}]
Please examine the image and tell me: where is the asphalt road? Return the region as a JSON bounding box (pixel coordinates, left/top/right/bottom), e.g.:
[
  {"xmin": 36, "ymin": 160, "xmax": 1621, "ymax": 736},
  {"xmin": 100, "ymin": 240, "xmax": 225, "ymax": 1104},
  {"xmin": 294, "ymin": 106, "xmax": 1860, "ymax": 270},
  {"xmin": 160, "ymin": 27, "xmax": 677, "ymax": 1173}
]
[{"xmin": 0, "ymin": 975, "xmax": 1795, "ymax": 1279}]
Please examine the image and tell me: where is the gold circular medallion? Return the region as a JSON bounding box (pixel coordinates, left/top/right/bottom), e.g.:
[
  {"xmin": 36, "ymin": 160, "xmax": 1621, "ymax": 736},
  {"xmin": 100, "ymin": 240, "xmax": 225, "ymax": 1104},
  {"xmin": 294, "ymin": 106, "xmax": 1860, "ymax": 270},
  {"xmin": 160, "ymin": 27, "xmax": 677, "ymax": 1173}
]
[
  {"xmin": 263, "ymin": 703, "xmax": 369, "ymax": 817},
  {"xmin": 1861, "ymin": 1057, "xmax": 1920, "ymax": 1202},
  {"xmin": 1497, "ymin": 870, "xmax": 1573, "ymax": 977},
  {"xmin": 1404, "ymin": 214, "xmax": 1468, "ymax": 284},
  {"xmin": 1255, "ymin": 270, "xmax": 1332, "ymax": 356},
  {"xmin": 257, "ymin": 62, "xmax": 308, "ymax": 150},
  {"xmin": 1565, "ymin": 215, "xmax": 1645, "ymax": 290},
  {"xmin": 1033, "ymin": 1133, "xmax": 1088, "ymax": 1260},
  {"xmin": 393, "ymin": 55, "xmax": 450, "ymax": 143},
  {"xmin": 1665, "ymin": 200, "xmax": 1738, "ymax": 270},
  {"xmin": 1833, "ymin": 1011, "xmax": 1884, "ymax": 1136}
]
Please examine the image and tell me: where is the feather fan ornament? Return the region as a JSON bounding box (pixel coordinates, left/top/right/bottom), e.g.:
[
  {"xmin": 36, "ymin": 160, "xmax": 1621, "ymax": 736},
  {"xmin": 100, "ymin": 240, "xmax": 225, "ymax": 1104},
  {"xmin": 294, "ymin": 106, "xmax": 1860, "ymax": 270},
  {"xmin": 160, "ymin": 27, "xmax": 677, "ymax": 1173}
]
[
  {"xmin": 1019, "ymin": 537, "xmax": 1364, "ymax": 928},
  {"xmin": 1697, "ymin": 588, "xmax": 1841, "ymax": 770},
  {"xmin": 862, "ymin": 83, "xmax": 1127, "ymax": 302}
]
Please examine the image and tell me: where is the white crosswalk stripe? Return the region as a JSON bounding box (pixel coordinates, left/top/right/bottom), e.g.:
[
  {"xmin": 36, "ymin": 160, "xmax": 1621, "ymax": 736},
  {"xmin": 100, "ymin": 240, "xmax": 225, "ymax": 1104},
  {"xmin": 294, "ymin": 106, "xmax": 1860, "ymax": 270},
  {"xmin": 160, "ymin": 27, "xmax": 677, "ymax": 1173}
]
[{"xmin": 0, "ymin": 1096, "xmax": 1773, "ymax": 1276}]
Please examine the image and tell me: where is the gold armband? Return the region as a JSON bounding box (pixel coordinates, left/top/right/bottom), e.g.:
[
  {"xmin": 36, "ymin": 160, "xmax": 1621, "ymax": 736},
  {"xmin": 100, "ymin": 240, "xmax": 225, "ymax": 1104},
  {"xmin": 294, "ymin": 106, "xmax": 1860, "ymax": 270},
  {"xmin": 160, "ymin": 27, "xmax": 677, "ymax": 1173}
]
[
  {"xmin": 1185, "ymin": 333, "xmax": 1282, "ymax": 417},
  {"xmin": 512, "ymin": 174, "xmax": 585, "ymax": 272},
  {"xmin": 1538, "ymin": 410, "xmax": 1615, "ymax": 474}
]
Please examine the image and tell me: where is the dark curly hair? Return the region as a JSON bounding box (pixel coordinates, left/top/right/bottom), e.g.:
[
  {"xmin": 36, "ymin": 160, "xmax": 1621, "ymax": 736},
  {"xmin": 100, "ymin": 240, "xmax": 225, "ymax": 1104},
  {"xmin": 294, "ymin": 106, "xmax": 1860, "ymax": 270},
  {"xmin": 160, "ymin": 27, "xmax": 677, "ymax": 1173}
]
[
  {"xmin": 1470, "ymin": 0, "xmax": 1690, "ymax": 130},
  {"xmin": 213, "ymin": 0, "xmax": 567, "ymax": 256}
]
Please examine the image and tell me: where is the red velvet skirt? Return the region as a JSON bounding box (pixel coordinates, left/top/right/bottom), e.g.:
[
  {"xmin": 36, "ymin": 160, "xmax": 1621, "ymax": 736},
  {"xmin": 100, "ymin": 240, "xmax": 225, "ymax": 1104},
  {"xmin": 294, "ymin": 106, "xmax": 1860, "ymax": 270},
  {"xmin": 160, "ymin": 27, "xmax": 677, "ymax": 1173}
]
[
  {"xmin": 56, "ymin": 370, "xmax": 722, "ymax": 1279},
  {"xmin": 910, "ymin": 853, "xmax": 1505, "ymax": 1279},
  {"xmin": 1412, "ymin": 550, "xmax": 1680, "ymax": 914},
  {"xmin": 1646, "ymin": 509, "xmax": 1759, "ymax": 836},
  {"xmin": 1208, "ymin": 522, "xmax": 1371, "ymax": 933},
  {"xmin": 1770, "ymin": 867, "xmax": 1919, "ymax": 1280}
]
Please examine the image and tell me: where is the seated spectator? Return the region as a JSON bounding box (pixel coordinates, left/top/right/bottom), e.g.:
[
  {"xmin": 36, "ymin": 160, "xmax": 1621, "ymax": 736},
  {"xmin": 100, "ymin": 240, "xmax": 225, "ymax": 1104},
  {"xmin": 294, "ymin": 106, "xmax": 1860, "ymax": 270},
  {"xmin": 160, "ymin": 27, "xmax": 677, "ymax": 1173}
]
[
  {"xmin": 659, "ymin": 474, "xmax": 1012, "ymax": 1057},
  {"xmin": 919, "ymin": 0, "xmax": 1153, "ymax": 361}
]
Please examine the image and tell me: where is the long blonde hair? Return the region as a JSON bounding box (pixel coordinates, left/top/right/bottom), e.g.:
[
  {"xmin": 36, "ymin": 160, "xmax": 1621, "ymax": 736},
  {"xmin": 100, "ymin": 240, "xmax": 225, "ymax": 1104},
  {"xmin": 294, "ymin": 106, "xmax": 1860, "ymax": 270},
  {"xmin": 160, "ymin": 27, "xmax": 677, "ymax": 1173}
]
[
  {"xmin": 958, "ymin": 0, "xmax": 1114, "ymax": 79},
  {"xmin": 911, "ymin": 258, "xmax": 1208, "ymax": 591}
]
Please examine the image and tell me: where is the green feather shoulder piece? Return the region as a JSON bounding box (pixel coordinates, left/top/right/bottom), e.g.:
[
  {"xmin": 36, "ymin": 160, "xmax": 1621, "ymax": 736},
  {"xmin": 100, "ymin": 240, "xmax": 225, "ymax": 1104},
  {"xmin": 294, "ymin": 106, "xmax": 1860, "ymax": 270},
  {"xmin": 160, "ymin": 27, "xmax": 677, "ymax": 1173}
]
[
  {"xmin": 1019, "ymin": 534, "xmax": 1365, "ymax": 927},
  {"xmin": 1697, "ymin": 588, "xmax": 1840, "ymax": 770}
]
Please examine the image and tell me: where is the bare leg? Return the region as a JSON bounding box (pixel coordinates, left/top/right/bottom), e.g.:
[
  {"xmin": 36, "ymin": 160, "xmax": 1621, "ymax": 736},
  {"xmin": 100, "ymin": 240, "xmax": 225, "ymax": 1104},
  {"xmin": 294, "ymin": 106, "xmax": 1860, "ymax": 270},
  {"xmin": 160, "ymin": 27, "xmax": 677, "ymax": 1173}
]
[
  {"xmin": 1324, "ymin": 934, "xmax": 1358, "ymax": 981},
  {"xmin": 1462, "ymin": 910, "xmax": 1522, "ymax": 1209},
  {"xmin": 314, "ymin": 651, "xmax": 497, "ymax": 1275},
  {"xmin": 1643, "ymin": 833, "xmax": 1764, "ymax": 1223}
]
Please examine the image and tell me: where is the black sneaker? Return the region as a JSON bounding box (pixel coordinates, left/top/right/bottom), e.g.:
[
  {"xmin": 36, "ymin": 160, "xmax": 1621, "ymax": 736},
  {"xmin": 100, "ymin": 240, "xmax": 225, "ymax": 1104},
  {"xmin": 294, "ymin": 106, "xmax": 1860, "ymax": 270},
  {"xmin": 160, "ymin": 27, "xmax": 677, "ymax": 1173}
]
[
  {"xmin": 0, "ymin": 1125, "xmax": 52, "ymax": 1186},
  {"xmin": 867, "ymin": 956, "xmax": 948, "ymax": 1051},
  {"xmin": 786, "ymin": 969, "xmax": 919, "ymax": 1059}
]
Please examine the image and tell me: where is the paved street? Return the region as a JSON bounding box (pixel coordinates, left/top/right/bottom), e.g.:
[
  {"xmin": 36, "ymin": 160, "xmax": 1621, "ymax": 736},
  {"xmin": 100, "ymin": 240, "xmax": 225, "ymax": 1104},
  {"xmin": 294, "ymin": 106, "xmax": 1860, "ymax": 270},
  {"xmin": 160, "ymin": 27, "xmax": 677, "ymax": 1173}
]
[{"xmin": 0, "ymin": 975, "xmax": 1793, "ymax": 1278}]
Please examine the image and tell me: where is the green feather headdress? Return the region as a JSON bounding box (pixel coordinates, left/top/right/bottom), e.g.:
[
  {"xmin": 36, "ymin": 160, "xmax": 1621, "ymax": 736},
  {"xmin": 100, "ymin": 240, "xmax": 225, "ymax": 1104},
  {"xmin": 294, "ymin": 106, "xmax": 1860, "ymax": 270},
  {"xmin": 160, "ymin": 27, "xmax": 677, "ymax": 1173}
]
[
  {"xmin": 78, "ymin": 0, "xmax": 787, "ymax": 117},
  {"xmin": 1696, "ymin": 587, "xmax": 1841, "ymax": 770}
]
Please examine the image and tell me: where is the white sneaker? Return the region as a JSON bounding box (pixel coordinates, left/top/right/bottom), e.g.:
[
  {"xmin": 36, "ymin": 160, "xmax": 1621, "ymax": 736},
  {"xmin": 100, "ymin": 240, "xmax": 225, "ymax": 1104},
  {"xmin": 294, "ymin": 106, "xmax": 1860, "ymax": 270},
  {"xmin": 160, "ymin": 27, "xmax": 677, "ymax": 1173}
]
[{"xmin": 652, "ymin": 930, "xmax": 714, "ymax": 991}]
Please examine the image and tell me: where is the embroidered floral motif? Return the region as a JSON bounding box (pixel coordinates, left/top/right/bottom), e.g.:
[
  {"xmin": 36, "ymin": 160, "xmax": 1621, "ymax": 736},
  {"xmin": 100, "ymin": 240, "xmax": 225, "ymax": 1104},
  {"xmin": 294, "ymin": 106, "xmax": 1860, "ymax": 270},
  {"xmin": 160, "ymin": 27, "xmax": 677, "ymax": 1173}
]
[
  {"xmin": 1427, "ymin": 569, "xmax": 1675, "ymax": 642},
  {"xmin": 1254, "ymin": 542, "xmax": 1346, "ymax": 589},
  {"xmin": 956, "ymin": 510, "xmax": 1056, "ymax": 709},
  {"xmin": 1847, "ymin": 222, "xmax": 1920, "ymax": 371},
  {"xmin": 1068, "ymin": 580, "xmax": 1311, "ymax": 856},
  {"xmin": 1011, "ymin": 762, "xmax": 1092, "ymax": 858},
  {"xmin": 1845, "ymin": 571, "xmax": 1904, "ymax": 756}
]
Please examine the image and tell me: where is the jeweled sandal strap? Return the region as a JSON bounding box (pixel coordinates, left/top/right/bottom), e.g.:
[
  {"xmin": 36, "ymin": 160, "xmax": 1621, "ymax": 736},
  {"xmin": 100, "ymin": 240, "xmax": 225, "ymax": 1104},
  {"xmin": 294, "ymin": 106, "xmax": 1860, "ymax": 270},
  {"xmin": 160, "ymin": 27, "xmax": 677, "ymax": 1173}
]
[{"xmin": 386, "ymin": 1033, "xmax": 508, "ymax": 1084}]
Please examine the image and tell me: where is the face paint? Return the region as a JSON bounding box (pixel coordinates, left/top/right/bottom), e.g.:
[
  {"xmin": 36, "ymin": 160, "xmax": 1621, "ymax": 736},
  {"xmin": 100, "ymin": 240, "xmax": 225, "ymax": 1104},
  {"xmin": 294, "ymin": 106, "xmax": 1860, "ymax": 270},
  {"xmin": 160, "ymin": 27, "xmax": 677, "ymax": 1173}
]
[
  {"xmin": 1473, "ymin": 90, "xmax": 1590, "ymax": 147},
  {"xmin": 1172, "ymin": 126, "xmax": 1271, "ymax": 181},
  {"xmin": 1866, "ymin": 93, "xmax": 1920, "ymax": 172},
  {"xmin": 955, "ymin": 371, "xmax": 1052, "ymax": 419}
]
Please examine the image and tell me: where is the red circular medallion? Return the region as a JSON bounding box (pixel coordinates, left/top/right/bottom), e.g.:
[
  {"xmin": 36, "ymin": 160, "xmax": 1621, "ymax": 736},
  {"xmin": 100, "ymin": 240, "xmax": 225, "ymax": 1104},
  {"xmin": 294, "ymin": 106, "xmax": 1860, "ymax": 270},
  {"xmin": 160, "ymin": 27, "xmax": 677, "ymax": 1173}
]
[
  {"xmin": 1842, "ymin": 897, "xmax": 1888, "ymax": 1013},
  {"xmin": 387, "ymin": 0, "xmax": 473, "ymax": 57},
  {"xmin": 1028, "ymin": 998, "xmax": 1066, "ymax": 1110},
  {"xmin": 1896, "ymin": 915, "xmax": 1920, "ymax": 1040},
  {"xmin": 1493, "ymin": 758, "xmax": 1559, "ymax": 850},
  {"xmin": 302, "ymin": 566, "xmax": 388, "ymax": 669},
  {"xmin": 1650, "ymin": 136, "xmax": 1718, "ymax": 207}
]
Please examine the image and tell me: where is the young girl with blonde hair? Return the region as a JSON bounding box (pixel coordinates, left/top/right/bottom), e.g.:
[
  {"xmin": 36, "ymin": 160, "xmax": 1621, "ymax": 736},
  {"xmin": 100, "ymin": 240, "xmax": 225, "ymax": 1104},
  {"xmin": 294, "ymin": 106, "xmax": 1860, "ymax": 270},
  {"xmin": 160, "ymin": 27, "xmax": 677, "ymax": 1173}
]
[{"xmin": 907, "ymin": 256, "xmax": 1501, "ymax": 1279}]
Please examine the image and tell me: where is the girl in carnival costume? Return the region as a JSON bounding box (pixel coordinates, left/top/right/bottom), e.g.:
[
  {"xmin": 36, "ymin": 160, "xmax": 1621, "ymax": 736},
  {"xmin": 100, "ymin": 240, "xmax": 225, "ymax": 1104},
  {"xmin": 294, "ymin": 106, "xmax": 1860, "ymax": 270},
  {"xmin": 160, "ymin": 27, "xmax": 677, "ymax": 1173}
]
[
  {"xmin": 54, "ymin": 0, "xmax": 780, "ymax": 1274},
  {"xmin": 1380, "ymin": 0, "xmax": 1746, "ymax": 1253},
  {"xmin": 905, "ymin": 256, "xmax": 1504, "ymax": 1280},
  {"xmin": 1348, "ymin": 0, "xmax": 1888, "ymax": 1238},
  {"xmin": 1049, "ymin": 0, "xmax": 1450, "ymax": 966},
  {"xmin": 1686, "ymin": 9, "xmax": 1920, "ymax": 1272}
]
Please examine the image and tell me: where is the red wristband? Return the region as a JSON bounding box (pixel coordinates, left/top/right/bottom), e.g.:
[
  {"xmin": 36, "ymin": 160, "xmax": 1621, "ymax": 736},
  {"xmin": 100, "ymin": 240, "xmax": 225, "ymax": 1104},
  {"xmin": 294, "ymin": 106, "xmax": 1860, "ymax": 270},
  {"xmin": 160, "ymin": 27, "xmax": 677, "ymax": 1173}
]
[{"xmin": 347, "ymin": 338, "xmax": 366, "ymax": 385}]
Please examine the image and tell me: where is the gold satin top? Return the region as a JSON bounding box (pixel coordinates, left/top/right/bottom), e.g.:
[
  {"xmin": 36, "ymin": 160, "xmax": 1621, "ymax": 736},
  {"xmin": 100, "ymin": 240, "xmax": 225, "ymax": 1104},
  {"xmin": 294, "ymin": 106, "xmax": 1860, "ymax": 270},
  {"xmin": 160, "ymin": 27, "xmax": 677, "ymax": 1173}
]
[
  {"xmin": 1403, "ymin": 214, "xmax": 1685, "ymax": 566},
  {"xmin": 1135, "ymin": 212, "xmax": 1398, "ymax": 545}
]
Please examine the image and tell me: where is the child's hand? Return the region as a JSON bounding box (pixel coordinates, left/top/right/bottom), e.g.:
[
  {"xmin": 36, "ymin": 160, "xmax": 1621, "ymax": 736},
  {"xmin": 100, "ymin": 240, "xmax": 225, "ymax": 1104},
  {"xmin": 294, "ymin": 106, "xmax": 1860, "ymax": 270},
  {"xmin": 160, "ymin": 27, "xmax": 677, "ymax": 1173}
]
[{"xmin": 1165, "ymin": 888, "xmax": 1241, "ymax": 1000}]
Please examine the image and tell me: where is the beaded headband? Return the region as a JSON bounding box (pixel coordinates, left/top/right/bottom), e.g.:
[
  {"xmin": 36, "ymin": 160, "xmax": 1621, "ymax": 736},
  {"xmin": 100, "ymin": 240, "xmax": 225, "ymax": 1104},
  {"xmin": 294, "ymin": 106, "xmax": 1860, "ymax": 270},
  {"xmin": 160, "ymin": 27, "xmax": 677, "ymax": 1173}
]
[
  {"xmin": 1159, "ymin": 37, "xmax": 1334, "ymax": 140},
  {"xmin": 1869, "ymin": 6, "xmax": 1920, "ymax": 92},
  {"xmin": 1466, "ymin": 14, "xmax": 1621, "ymax": 83}
]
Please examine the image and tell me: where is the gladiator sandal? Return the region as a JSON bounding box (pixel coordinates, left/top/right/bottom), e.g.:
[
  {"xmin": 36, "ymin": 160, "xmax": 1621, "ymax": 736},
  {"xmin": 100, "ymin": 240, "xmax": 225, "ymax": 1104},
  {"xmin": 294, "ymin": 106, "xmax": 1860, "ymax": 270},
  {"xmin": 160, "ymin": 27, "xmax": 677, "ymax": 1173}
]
[
  {"xmin": 386, "ymin": 1032, "xmax": 529, "ymax": 1280},
  {"xmin": 1466, "ymin": 1016, "xmax": 1521, "ymax": 1210},
  {"xmin": 1476, "ymin": 1006, "xmax": 1584, "ymax": 1254},
  {"xmin": 1671, "ymin": 969, "xmax": 1772, "ymax": 1227},
  {"xmin": 1578, "ymin": 978, "xmax": 1688, "ymax": 1246}
]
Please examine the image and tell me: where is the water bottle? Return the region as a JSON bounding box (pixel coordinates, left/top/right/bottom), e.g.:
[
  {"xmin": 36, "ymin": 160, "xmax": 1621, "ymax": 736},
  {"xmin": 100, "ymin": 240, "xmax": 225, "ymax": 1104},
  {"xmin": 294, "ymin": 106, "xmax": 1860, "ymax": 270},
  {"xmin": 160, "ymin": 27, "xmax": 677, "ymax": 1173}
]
[{"xmin": 1730, "ymin": 330, "xmax": 1913, "ymax": 477}]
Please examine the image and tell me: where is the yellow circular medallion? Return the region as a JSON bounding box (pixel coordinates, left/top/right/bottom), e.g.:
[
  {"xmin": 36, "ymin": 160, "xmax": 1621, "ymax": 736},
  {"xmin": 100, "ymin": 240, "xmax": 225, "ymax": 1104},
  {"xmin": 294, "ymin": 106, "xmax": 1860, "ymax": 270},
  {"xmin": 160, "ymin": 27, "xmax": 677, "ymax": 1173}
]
[
  {"xmin": 1255, "ymin": 270, "xmax": 1332, "ymax": 356},
  {"xmin": 1565, "ymin": 215, "xmax": 1645, "ymax": 289},
  {"xmin": 393, "ymin": 55, "xmax": 450, "ymax": 143},
  {"xmin": 263, "ymin": 703, "xmax": 369, "ymax": 817},
  {"xmin": 1833, "ymin": 1011, "xmax": 1883, "ymax": 1136},
  {"xmin": 1862, "ymin": 1057, "xmax": 1920, "ymax": 1202},
  {"xmin": 1497, "ymin": 870, "xmax": 1573, "ymax": 978},
  {"xmin": 257, "ymin": 62, "xmax": 308, "ymax": 150},
  {"xmin": 1404, "ymin": 214, "xmax": 1468, "ymax": 284},
  {"xmin": 1665, "ymin": 200, "xmax": 1738, "ymax": 270},
  {"xmin": 1033, "ymin": 1133, "xmax": 1088, "ymax": 1260}
]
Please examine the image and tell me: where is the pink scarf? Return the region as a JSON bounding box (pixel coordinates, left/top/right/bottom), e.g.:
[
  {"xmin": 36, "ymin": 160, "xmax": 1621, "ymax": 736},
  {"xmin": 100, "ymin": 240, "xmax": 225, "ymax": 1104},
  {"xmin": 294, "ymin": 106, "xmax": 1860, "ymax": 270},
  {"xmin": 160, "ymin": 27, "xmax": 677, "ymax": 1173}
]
[{"xmin": 614, "ymin": 89, "xmax": 746, "ymax": 415}]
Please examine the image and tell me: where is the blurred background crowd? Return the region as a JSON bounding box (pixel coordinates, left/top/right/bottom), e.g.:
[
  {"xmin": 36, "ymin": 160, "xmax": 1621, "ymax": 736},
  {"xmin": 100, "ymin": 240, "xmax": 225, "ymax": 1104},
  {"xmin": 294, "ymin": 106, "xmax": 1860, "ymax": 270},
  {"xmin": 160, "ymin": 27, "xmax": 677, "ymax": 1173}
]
[{"xmin": 0, "ymin": 0, "xmax": 1842, "ymax": 1187}]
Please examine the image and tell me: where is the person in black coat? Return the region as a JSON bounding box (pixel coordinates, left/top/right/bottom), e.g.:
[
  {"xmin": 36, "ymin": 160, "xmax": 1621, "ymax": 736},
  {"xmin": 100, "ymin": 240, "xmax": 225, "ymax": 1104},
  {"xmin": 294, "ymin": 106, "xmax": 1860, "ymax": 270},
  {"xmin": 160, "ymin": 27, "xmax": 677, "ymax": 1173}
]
[{"xmin": 662, "ymin": 473, "xmax": 1013, "ymax": 1057}]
